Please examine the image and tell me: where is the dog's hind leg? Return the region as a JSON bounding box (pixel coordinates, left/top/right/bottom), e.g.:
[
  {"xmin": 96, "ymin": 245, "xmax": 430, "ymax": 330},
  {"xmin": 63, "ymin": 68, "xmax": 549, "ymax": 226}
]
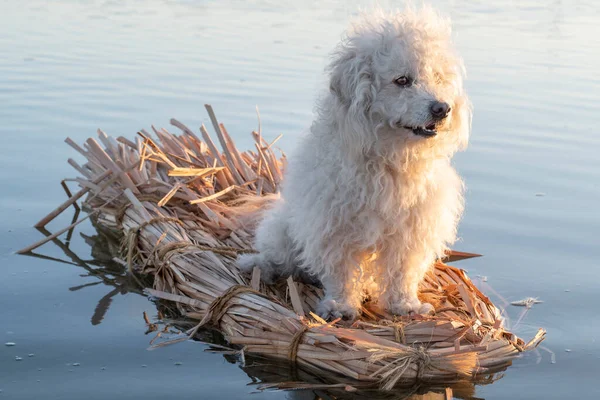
[{"xmin": 238, "ymin": 205, "xmax": 295, "ymax": 283}]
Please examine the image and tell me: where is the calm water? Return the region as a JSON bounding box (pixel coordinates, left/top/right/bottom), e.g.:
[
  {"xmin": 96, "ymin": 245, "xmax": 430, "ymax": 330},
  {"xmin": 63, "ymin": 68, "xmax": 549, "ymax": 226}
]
[{"xmin": 1, "ymin": 0, "xmax": 599, "ymax": 398}]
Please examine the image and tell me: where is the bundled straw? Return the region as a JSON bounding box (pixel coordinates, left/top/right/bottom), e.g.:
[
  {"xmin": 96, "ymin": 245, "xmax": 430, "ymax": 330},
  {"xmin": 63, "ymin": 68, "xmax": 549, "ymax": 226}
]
[{"xmin": 29, "ymin": 105, "xmax": 545, "ymax": 389}]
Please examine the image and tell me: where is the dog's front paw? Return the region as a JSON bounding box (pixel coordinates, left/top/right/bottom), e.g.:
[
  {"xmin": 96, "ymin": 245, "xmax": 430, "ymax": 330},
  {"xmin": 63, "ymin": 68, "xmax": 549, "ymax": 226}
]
[
  {"xmin": 389, "ymin": 299, "xmax": 435, "ymax": 316},
  {"xmin": 316, "ymin": 298, "xmax": 360, "ymax": 321}
]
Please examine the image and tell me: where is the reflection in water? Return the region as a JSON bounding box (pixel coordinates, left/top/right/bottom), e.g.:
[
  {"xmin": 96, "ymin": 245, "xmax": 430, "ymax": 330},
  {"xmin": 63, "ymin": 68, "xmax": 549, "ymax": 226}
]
[
  {"xmin": 21, "ymin": 209, "xmax": 505, "ymax": 400},
  {"xmin": 239, "ymin": 354, "xmax": 503, "ymax": 399},
  {"xmin": 23, "ymin": 219, "xmax": 144, "ymax": 326}
]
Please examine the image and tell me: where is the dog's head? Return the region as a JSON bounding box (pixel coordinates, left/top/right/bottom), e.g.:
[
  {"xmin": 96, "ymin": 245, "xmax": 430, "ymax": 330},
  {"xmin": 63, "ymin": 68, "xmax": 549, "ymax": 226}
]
[{"xmin": 328, "ymin": 7, "xmax": 471, "ymax": 159}]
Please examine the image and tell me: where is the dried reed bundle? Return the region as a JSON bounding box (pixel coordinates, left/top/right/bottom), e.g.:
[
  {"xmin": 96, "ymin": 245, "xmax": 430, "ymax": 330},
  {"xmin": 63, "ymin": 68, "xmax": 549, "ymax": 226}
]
[{"xmin": 29, "ymin": 105, "xmax": 545, "ymax": 389}]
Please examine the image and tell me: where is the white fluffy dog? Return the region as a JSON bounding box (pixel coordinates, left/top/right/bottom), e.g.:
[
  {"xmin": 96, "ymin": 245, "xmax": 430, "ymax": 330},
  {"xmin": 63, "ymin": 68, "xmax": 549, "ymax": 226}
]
[{"xmin": 239, "ymin": 7, "xmax": 471, "ymax": 320}]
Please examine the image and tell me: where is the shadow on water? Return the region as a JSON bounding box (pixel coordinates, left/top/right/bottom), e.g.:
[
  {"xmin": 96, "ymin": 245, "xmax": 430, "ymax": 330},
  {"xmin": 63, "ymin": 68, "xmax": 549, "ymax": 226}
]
[{"xmin": 19, "ymin": 208, "xmax": 507, "ymax": 400}]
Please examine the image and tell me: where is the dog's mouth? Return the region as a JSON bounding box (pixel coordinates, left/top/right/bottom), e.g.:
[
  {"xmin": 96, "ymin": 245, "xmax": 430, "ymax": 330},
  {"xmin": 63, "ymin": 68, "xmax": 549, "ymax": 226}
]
[{"xmin": 404, "ymin": 123, "xmax": 438, "ymax": 138}]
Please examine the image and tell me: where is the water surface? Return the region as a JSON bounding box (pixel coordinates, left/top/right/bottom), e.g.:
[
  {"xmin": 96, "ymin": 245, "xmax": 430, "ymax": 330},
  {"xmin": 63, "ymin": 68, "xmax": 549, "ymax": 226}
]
[{"xmin": 1, "ymin": 1, "xmax": 599, "ymax": 398}]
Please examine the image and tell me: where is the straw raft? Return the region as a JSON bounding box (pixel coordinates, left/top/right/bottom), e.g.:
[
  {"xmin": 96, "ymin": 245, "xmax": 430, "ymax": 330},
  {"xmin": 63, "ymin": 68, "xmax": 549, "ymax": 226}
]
[{"xmin": 32, "ymin": 105, "xmax": 545, "ymax": 389}]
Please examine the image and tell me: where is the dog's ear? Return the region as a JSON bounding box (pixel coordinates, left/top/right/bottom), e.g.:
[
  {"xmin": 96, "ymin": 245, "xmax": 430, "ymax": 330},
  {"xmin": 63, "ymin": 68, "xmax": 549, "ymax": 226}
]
[{"xmin": 329, "ymin": 49, "xmax": 374, "ymax": 112}]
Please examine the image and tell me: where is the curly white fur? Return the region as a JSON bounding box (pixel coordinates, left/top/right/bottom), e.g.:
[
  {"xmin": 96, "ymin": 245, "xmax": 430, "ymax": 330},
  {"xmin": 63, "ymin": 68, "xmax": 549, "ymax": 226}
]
[{"xmin": 239, "ymin": 7, "xmax": 472, "ymax": 320}]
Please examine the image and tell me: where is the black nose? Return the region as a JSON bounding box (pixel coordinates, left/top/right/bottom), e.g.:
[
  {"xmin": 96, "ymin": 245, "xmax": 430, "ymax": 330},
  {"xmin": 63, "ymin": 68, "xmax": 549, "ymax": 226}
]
[{"xmin": 430, "ymin": 101, "xmax": 451, "ymax": 119}]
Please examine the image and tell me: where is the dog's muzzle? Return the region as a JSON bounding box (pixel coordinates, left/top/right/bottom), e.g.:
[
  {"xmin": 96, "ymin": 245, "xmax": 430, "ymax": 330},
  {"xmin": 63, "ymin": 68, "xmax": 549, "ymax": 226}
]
[{"xmin": 401, "ymin": 101, "xmax": 452, "ymax": 138}]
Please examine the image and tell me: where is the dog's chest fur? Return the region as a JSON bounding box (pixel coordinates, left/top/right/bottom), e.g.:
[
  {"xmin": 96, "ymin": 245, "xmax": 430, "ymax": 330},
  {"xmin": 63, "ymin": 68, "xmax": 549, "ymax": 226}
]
[{"xmin": 352, "ymin": 156, "xmax": 446, "ymax": 235}]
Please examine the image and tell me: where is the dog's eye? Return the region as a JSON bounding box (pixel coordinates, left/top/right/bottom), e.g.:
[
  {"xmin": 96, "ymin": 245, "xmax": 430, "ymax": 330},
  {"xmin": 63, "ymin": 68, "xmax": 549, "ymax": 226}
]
[{"xmin": 394, "ymin": 76, "xmax": 411, "ymax": 87}]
